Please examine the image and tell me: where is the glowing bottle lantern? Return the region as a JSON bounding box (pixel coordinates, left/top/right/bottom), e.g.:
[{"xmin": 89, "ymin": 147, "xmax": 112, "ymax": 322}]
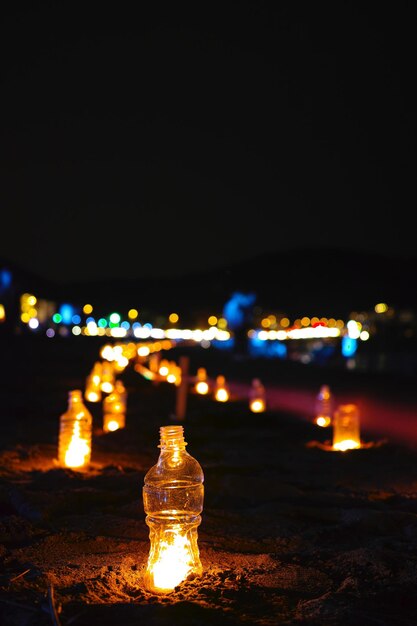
[
  {"xmin": 332, "ymin": 403, "xmax": 361, "ymax": 451},
  {"xmin": 249, "ymin": 378, "xmax": 266, "ymax": 413},
  {"xmin": 102, "ymin": 383, "xmax": 126, "ymax": 433},
  {"xmin": 166, "ymin": 361, "xmax": 181, "ymax": 385},
  {"xmin": 85, "ymin": 372, "xmax": 102, "ymax": 403},
  {"xmin": 314, "ymin": 384, "xmax": 333, "ymax": 428},
  {"xmin": 214, "ymin": 375, "xmax": 229, "ymax": 402},
  {"xmin": 158, "ymin": 359, "xmax": 170, "ymax": 378},
  {"xmin": 194, "ymin": 367, "xmax": 209, "ymax": 395},
  {"xmin": 58, "ymin": 390, "xmax": 93, "ymax": 470},
  {"xmin": 100, "ymin": 361, "xmax": 115, "ymax": 393},
  {"xmin": 114, "ymin": 379, "xmax": 127, "ymax": 409},
  {"xmin": 143, "ymin": 425, "xmax": 204, "ymax": 593},
  {"xmin": 148, "ymin": 352, "xmax": 161, "ymax": 373},
  {"xmin": 91, "ymin": 361, "xmax": 103, "ymax": 385}
]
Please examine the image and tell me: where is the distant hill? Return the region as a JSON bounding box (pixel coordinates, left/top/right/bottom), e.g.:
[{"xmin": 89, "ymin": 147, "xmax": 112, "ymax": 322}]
[{"xmin": 1, "ymin": 247, "xmax": 417, "ymax": 321}]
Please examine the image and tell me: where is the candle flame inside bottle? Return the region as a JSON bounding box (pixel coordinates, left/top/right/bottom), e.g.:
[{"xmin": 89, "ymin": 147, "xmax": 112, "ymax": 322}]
[
  {"xmin": 250, "ymin": 399, "xmax": 265, "ymax": 413},
  {"xmin": 149, "ymin": 530, "xmax": 193, "ymax": 592},
  {"xmin": 65, "ymin": 419, "xmax": 90, "ymax": 468},
  {"xmin": 86, "ymin": 390, "xmax": 100, "ymax": 402},
  {"xmin": 195, "ymin": 381, "xmax": 209, "ymax": 395},
  {"xmin": 215, "ymin": 388, "xmax": 229, "ymax": 402},
  {"xmin": 315, "ymin": 415, "xmax": 331, "ymax": 427}
]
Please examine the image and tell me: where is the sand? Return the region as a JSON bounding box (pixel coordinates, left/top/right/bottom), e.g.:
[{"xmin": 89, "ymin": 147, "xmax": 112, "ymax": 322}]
[{"xmin": 0, "ymin": 335, "xmax": 416, "ymax": 626}]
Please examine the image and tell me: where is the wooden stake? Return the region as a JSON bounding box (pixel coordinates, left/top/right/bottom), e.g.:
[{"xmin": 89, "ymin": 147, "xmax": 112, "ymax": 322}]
[{"xmin": 175, "ymin": 356, "xmax": 189, "ymax": 421}]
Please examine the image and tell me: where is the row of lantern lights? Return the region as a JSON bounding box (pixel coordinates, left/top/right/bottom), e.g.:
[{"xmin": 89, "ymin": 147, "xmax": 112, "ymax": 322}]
[
  {"xmin": 55, "ymin": 340, "xmax": 205, "ymax": 594},
  {"xmin": 57, "ymin": 339, "xmax": 179, "ymax": 471},
  {"xmin": 55, "ymin": 339, "xmax": 269, "ymax": 592},
  {"xmin": 193, "ymin": 366, "xmax": 267, "ymax": 412},
  {"xmin": 55, "ymin": 340, "xmax": 368, "ymax": 595},
  {"xmin": 57, "ymin": 362, "xmax": 129, "ymax": 471}
]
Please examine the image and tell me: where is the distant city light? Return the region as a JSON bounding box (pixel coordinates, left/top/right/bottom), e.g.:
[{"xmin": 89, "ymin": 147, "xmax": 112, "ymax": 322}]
[
  {"xmin": 110, "ymin": 327, "xmax": 126, "ymax": 337},
  {"xmin": 134, "ymin": 326, "xmax": 151, "ymax": 338},
  {"xmin": 346, "ymin": 320, "xmax": 361, "ymax": 339},
  {"xmin": 60, "ymin": 304, "xmax": 74, "ymax": 324},
  {"xmin": 341, "ymin": 336, "xmax": 357, "ymax": 357},
  {"xmin": 86, "ymin": 322, "xmax": 98, "ymax": 336},
  {"xmin": 0, "ymin": 269, "xmax": 12, "ymax": 291},
  {"xmin": 109, "ymin": 312, "xmax": 121, "ymax": 324},
  {"xmin": 217, "ymin": 317, "xmax": 228, "ymax": 329}
]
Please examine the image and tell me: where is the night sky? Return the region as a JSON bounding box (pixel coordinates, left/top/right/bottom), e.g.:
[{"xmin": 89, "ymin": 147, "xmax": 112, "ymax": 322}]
[{"xmin": 1, "ymin": 3, "xmax": 415, "ymax": 283}]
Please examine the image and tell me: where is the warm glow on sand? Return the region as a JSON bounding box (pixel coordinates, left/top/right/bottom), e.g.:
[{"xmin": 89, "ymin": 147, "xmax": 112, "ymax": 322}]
[{"xmin": 333, "ymin": 439, "xmax": 361, "ymax": 452}]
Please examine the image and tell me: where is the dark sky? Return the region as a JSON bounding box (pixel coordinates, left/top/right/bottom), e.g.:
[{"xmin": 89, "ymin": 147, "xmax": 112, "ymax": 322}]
[{"xmin": 1, "ymin": 2, "xmax": 416, "ymax": 283}]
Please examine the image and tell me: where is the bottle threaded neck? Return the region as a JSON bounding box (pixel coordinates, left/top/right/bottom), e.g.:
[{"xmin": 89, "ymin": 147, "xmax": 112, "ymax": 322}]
[
  {"xmin": 69, "ymin": 389, "xmax": 83, "ymax": 402},
  {"xmin": 159, "ymin": 425, "xmax": 187, "ymax": 448}
]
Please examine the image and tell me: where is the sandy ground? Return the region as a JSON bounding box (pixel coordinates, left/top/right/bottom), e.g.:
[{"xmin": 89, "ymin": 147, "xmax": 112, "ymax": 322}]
[{"xmin": 0, "ymin": 336, "xmax": 417, "ymax": 626}]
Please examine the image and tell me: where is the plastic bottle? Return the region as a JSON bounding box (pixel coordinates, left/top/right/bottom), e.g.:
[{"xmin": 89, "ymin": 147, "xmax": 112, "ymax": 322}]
[
  {"xmin": 194, "ymin": 367, "xmax": 209, "ymax": 395},
  {"xmin": 314, "ymin": 384, "xmax": 333, "ymax": 427},
  {"xmin": 58, "ymin": 389, "xmax": 93, "ymax": 469},
  {"xmin": 333, "ymin": 403, "xmax": 361, "ymax": 451},
  {"xmin": 249, "ymin": 378, "xmax": 266, "ymax": 413},
  {"xmin": 142, "ymin": 425, "xmax": 204, "ymax": 593},
  {"xmin": 103, "ymin": 383, "xmax": 126, "ymax": 433},
  {"xmin": 85, "ymin": 371, "xmax": 102, "ymax": 402},
  {"xmin": 214, "ymin": 375, "xmax": 229, "ymax": 402},
  {"xmin": 114, "ymin": 379, "xmax": 127, "ymax": 409},
  {"xmin": 100, "ymin": 361, "xmax": 115, "ymax": 393}
]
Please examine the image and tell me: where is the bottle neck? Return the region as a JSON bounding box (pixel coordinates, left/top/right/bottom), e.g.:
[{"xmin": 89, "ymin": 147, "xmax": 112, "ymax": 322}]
[
  {"xmin": 158, "ymin": 425, "xmax": 187, "ymax": 451},
  {"xmin": 68, "ymin": 390, "xmax": 83, "ymax": 407}
]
